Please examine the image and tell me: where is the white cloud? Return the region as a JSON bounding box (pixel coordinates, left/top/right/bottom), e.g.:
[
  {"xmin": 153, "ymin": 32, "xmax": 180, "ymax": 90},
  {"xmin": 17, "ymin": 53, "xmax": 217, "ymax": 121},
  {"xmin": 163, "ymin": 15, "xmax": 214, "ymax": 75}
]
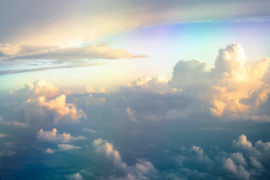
[
  {"xmin": 192, "ymin": 145, "xmax": 203, "ymax": 155},
  {"xmin": 0, "ymin": 43, "xmax": 21, "ymax": 56},
  {"xmin": 24, "ymin": 80, "xmax": 59, "ymax": 98},
  {"xmin": 170, "ymin": 44, "xmax": 270, "ymax": 121},
  {"xmin": 93, "ymin": 138, "xmax": 124, "ymax": 168},
  {"xmin": 37, "ymin": 128, "xmax": 85, "ymax": 143},
  {"xmin": 127, "ymin": 75, "xmax": 170, "ymax": 94},
  {"xmin": 67, "ymin": 172, "xmax": 83, "ymax": 180},
  {"xmin": 233, "ymin": 134, "xmax": 253, "ymax": 149},
  {"xmin": 223, "ymin": 158, "xmax": 250, "ymax": 180},
  {"xmin": 82, "ymin": 128, "xmax": 96, "ymax": 133},
  {"xmin": 2, "ymin": 44, "xmax": 146, "ymax": 61},
  {"xmin": 126, "ymin": 107, "xmax": 138, "ymax": 122},
  {"xmin": 231, "ymin": 152, "xmax": 247, "ymax": 166},
  {"xmin": 93, "ymin": 138, "xmax": 156, "ymax": 179},
  {"xmin": 29, "ymin": 94, "xmax": 86, "ymax": 123},
  {"xmin": 45, "ymin": 148, "xmax": 55, "ymax": 154},
  {"xmin": 173, "ymin": 134, "xmax": 270, "ymax": 179},
  {"xmin": 57, "ymin": 144, "xmax": 81, "ymax": 151}
]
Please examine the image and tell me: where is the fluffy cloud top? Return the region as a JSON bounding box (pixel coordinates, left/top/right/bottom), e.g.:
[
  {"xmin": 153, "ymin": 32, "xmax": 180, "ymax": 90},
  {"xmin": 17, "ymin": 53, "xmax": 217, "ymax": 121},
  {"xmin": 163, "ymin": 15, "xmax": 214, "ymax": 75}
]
[
  {"xmin": 170, "ymin": 44, "xmax": 270, "ymax": 120},
  {"xmin": 172, "ymin": 134, "xmax": 270, "ymax": 180},
  {"xmin": 36, "ymin": 95, "xmax": 85, "ymax": 122},
  {"xmin": 223, "ymin": 134, "xmax": 270, "ymax": 179},
  {"xmin": 24, "ymin": 94, "xmax": 86, "ymax": 123},
  {"xmin": 24, "ymin": 80, "xmax": 59, "ymax": 98},
  {"xmin": 37, "ymin": 128, "xmax": 85, "ymax": 143},
  {"xmin": 93, "ymin": 138, "xmax": 156, "ymax": 179},
  {"xmin": 233, "ymin": 134, "xmax": 253, "ymax": 149},
  {"xmin": 93, "ymin": 138, "xmax": 124, "ymax": 168}
]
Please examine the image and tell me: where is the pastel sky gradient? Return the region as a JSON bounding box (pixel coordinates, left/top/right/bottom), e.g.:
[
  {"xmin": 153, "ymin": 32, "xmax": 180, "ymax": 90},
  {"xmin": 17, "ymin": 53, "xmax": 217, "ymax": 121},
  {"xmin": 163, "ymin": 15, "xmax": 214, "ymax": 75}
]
[
  {"xmin": 1, "ymin": 1, "xmax": 270, "ymax": 180},
  {"xmin": 0, "ymin": 0, "xmax": 270, "ymax": 90}
]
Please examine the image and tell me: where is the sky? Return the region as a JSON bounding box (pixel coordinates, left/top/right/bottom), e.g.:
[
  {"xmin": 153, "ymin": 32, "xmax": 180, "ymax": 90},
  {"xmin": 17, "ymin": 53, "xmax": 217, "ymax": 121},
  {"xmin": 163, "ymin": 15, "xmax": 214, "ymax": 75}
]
[{"xmin": 1, "ymin": 0, "xmax": 270, "ymax": 180}]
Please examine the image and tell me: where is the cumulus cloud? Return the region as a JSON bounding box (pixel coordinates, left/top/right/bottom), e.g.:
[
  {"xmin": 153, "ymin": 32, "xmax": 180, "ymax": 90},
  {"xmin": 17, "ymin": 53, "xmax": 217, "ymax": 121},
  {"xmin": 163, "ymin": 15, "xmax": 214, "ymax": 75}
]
[
  {"xmin": 57, "ymin": 144, "xmax": 81, "ymax": 151},
  {"xmin": 170, "ymin": 44, "xmax": 270, "ymax": 120},
  {"xmin": 174, "ymin": 134, "xmax": 270, "ymax": 180},
  {"xmin": 127, "ymin": 75, "xmax": 170, "ymax": 94},
  {"xmin": 223, "ymin": 157, "xmax": 250, "ymax": 180},
  {"xmin": 93, "ymin": 138, "xmax": 124, "ymax": 168},
  {"xmin": 27, "ymin": 94, "xmax": 86, "ymax": 123},
  {"xmin": 223, "ymin": 134, "xmax": 270, "ymax": 179},
  {"xmin": 23, "ymin": 80, "xmax": 59, "ymax": 98},
  {"xmin": 67, "ymin": 173, "xmax": 83, "ymax": 180},
  {"xmin": 126, "ymin": 107, "xmax": 138, "ymax": 122},
  {"xmin": 45, "ymin": 148, "xmax": 55, "ymax": 154},
  {"xmin": 233, "ymin": 134, "xmax": 253, "ymax": 149},
  {"xmin": 37, "ymin": 128, "xmax": 85, "ymax": 143},
  {"xmin": 93, "ymin": 138, "xmax": 156, "ymax": 179},
  {"xmin": 14, "ymin": 80, "xmax": 85, "ymax": 123}
]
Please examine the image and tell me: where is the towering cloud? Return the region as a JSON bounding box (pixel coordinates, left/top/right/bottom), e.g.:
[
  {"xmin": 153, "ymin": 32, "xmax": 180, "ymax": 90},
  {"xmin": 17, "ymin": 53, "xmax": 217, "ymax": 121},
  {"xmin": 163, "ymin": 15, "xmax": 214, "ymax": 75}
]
[
  {"xmin": 36, "ymin": 95, "xmax": 85, "ymax": 122},
  {"xmin": 170, "ymin": 44, "xmax": 270, "ymax": 120},
  {"xmin": 24, "ymin": 80, "xmax": 59, "ymax": 98}
]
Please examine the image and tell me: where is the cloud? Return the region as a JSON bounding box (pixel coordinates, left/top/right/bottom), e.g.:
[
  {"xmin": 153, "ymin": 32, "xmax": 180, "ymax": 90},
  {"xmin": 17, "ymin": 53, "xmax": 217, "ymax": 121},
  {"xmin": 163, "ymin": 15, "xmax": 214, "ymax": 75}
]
[
  {"xmin": 45, "ymin": 148, "xmax": 55, "ymax": 154},
  {"xmin": 0, "ymin": 43, "xmax": 146, "ymax": 75},
  {"xmin": 57, "ymin": 144, "xmax": 81, "ymax": 151},
  {"xmin": 0, "ymin": 133, "xmax": 7, "ymax": 138},
  {"xmin": 0, "ymin": 142, "xmax": 16, "ymax": 157},
  {"xmin": 37, "ymin": 128, "xmax": 85, "ymax": 143},
  {"xmin": 0, "ymin": 62, "xmax": 100, "ymax": 75},
  {"xmin": 93, "ymin": 138, "xmax": 124, "ymax": 168},
  {"xmin": 233, "ymin": 134, "xmax": 252, "ymax": 149},
  {"xmin": 223, "ymin": 134, "xmax": 270, "ymax": 179},
  {"xmin": 1, "ymin": 0, "xmax": 269, "ymax": 47},
  {"xmin": 0, "ymin": 120, "xmax": 27, "ymax": 128},
  {"xmin": 24, "ymin": 80, "xmax": 59, "ymax": 98},
  {"xmin": 173, "ymin": 134, "xmax": 270, "ymax": 179},
  {"xmin": 192, "ymin": 145, "xmax": 203, "ymax": 155},
  {"xmin": 0, "ymin": 43, "xmax": 21, "ymax": 56},
  {"xmin": 127, "ymin": 75, "xmax": 170, "ymax": 94},
  {"xmin": 28, "ymin": 94, "xmax": 86, "ymax": 123},
  {"xmin": 126, "ymin": 107, "xmax": 138, "ymax": 122},
  {"xmin": 1, "ymin": 44, "xmax": 146, "ymax": 61},
  {"xmin": 82, "ymin": 128, "xmax": 96, "ymax": 133},
  {"xmin": 169, "ymin": 44, "xmax": 270, "ymax": 121},
  {"xmin": 223, "ymin": 158, "xmax": 250, "ymax": 180},
  {"xmin": 67, "ymin": 173, "xmax": 83, "ymax": 180},
  {"xmin": 93, "ymin": 138, "xmax": 156, "ymax": 179}
]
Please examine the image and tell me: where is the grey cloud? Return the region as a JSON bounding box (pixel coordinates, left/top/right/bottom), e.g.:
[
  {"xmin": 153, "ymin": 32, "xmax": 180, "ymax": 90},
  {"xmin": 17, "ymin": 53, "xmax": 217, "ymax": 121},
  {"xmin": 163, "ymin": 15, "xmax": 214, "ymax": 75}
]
[{"xmin": 0, "ymin": 63, "xmax": 100, "ymax": 76}]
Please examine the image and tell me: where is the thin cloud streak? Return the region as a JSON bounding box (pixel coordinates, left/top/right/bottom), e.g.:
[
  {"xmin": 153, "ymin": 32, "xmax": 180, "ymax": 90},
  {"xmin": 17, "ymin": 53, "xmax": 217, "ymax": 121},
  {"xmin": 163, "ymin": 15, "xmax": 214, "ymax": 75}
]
[{"xmin": 0, "ymin": 63, "xmax": 103, "ymax": 75}]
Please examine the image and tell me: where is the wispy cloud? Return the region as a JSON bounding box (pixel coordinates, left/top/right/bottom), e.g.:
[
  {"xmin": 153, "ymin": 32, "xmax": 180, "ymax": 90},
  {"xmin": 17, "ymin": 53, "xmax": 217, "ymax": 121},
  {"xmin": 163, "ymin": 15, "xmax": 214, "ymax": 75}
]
[{"xmin": 0, "ymin": 43, "xmax": 146, "ymax": 75}]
